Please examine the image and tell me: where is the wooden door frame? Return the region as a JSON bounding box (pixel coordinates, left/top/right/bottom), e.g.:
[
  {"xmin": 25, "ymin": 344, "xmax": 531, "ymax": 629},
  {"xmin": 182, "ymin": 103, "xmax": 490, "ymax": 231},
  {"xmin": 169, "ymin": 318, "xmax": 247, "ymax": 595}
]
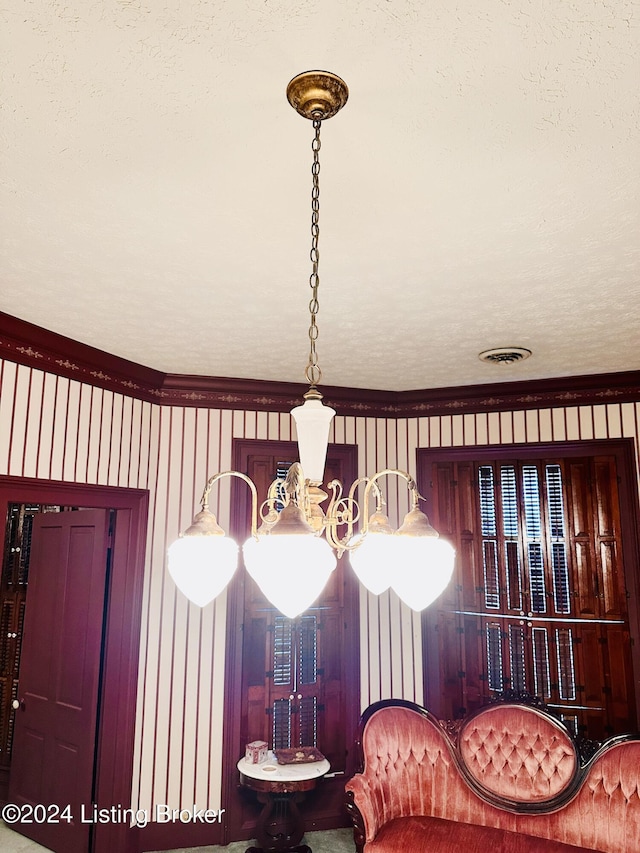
[
  {"xmin": 416, "ymin": 438, "xmax": 640, "ymax": 724},
  {"xmin": 221, "ymin": 439, "xmax": 360, "ymax": 844},
  {"xmin": 0, "ymin": 476, "xmax": 148, "ymax": 853}
]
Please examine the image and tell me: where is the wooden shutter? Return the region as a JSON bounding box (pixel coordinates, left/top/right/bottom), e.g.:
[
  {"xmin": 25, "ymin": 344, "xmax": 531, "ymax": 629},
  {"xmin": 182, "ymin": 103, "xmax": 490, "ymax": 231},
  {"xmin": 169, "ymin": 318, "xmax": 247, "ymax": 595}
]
[
  {"xmin": 224, "ymin": 439, "xmax": 359, "ymax": 841},
  {"xmin": 0, "ymin": 504, "xmax": 63, "ymax": 772},
  {"xmin": 423, "ymin": 453, "xmax": 636, "ymax": 738}
]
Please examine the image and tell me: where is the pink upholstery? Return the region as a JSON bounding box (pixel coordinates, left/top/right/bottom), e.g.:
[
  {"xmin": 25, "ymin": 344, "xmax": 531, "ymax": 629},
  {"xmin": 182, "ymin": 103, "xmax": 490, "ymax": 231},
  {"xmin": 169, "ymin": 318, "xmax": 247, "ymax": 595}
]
[
  {"xmin": 459, "ymin": 704, "xmax": 577, "ymax": 802},
  {"xmin": 345, "ymin": 702, "xmax": 640, "ymax": 853}
]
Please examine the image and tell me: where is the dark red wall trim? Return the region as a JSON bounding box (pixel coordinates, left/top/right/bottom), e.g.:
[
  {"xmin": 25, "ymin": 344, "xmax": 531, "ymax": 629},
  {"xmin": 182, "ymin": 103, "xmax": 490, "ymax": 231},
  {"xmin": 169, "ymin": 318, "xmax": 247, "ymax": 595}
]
[
  {"xmin": 2, "ymin": 311, "xmax": 639, "ymax": 418},
  {"xmin": 0, "ymin": 312, "xmax": 163, "ymax": 400}
]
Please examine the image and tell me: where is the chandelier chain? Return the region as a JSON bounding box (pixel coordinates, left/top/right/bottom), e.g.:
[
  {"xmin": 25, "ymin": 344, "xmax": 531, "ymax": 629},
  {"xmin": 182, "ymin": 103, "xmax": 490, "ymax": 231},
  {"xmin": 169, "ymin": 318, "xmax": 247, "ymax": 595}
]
[{"xmin": 305, "ymin": 120, "xmax": 322, "ymax": 387}]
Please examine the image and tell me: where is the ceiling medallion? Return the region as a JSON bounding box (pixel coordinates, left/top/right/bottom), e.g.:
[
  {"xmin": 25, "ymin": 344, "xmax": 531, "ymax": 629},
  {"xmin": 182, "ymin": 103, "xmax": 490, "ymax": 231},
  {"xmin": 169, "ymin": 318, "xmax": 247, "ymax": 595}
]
[{"xmin": 286, "ymin": 71, "xmax": 349, "ymax": 120}]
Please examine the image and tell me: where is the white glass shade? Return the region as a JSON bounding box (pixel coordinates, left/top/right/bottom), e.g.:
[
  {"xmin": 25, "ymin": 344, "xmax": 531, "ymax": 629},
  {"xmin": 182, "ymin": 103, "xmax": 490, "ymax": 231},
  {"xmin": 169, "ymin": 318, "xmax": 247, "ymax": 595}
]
[
  {"xmin": 349, "ymin": 530, "xmax": 396, "ymax": 595},
  {"xmin": 390, "ymin": 537, "xmax": 455, "ymax": 610},
  {"xmin": 291, "ymin": 397, "xmax": 336, "ymax": 485},
  {"xmin": 168, "ymin": 535, "xmax": 238, "ymax": 607},
  {"xmin": 243, "ymin": 533, "xmax": 336, "ymax": 618}
]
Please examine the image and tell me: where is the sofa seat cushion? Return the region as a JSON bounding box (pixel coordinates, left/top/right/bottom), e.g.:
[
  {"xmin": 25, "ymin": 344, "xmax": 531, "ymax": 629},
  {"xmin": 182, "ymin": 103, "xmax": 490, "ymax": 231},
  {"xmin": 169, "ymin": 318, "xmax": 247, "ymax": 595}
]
[{"xmin": 365, "ymin": 815, "xmax": 597, "ymax": 853}]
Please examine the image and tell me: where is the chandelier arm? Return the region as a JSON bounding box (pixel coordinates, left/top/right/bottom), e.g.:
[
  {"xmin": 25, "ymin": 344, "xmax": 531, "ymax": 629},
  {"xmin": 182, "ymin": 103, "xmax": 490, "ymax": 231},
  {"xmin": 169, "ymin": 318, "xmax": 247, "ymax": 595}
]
[
  {"xmin": 361, "ymin": 469, "xmax": 422, "ymax": 535},
  {"xmin": 200, "ymin": 471, "xmax": 259, "ymax": 540},
  {"xmin": 326, "ymin": 469, "xmax": 424, "ymax": 556},
  {"xmin": 354, "ymin": 477, "xmax": 384, "ymax": 513},
  {"xmin": 324, "ymin": 489, "xmax": 359, "ymax": 555},
  {"xmin": 347, "ymin": 476, "xmax": 375, "ymax": 507},
  {"xmin": 324, "ymin": 479, "xmax": 350, "ymax": 554},
  {"xmin": 266, "ymin": 477, "xmax": 285, "ymax": 504},
  {"xmin": 258, "ymin": 476, "xmax": 287, "ymax": 529},
  {"xmin": 324, "ymin": 523, "xmax": 347, "ymax": 556},
  {"xmin": 325, "ymin": 478, "xmax": 344, "ymax": 519},
  {"xmin": 323, "ymin": 476, "xmax": 386, "ymax": 554}
]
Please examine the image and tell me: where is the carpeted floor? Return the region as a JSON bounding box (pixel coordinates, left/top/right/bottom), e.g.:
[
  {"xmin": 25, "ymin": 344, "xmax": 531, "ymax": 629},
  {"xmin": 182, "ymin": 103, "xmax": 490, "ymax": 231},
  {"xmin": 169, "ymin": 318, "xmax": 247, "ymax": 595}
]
[
  {"xmin": 1, "ymin": 819, "xmax": 356, "ymax": 853},
  {"xmin": 145, "ymin": 827, "xmax": 356, "ymax": 852}
]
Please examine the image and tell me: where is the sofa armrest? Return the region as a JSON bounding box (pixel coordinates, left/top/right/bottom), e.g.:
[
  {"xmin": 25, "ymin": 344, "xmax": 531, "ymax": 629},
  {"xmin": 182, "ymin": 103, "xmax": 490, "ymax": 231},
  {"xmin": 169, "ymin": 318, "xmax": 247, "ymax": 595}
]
[
  {"xmin": 345, "ymin": 773, "xmax": 385, "ymax": 843},
  {"xmin": 344, "ymin": 790, "xmax": 366, "ymax": 853}
]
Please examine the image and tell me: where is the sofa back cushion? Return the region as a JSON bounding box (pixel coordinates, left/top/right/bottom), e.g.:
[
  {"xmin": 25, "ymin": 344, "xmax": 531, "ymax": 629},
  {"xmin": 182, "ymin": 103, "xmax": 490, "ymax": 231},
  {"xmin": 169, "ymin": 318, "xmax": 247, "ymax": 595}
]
[
  {"xmin": 458, "ymin": 704, "xmax": 578, "ymax": 804},
  {"xmin": 361, "ymin": 705, "xmax": 456, "ymax": 819}
]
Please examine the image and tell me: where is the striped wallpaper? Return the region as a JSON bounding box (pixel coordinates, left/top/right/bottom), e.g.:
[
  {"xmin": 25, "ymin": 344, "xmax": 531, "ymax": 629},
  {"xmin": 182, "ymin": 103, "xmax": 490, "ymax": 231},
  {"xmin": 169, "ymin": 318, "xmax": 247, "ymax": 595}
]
[{"xmin": 1, "ymin": 357, "xmax": 639, "ymax": 818}]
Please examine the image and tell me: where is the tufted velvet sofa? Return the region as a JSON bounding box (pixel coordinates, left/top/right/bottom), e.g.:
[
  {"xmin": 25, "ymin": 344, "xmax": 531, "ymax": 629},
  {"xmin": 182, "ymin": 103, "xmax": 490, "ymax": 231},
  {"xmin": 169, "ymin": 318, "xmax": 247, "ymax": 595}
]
[{"xmin": 345, "ymin": 699, "xmax": 640, "ymax": 853}]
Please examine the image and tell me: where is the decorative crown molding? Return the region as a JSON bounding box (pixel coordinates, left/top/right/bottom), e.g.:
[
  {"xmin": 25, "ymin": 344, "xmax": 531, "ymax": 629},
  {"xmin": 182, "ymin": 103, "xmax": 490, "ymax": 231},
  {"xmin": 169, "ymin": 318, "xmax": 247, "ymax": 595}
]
[{"xmin": 1, "ymin": 312, "xmax": 638, "ymax": 418}]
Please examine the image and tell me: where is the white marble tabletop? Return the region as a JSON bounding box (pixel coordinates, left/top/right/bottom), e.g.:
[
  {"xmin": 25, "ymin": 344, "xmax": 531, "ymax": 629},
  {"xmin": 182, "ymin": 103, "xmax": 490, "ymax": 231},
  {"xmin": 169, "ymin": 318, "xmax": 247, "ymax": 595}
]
[{"xmin": 237, "ymin": 750, "xmax": 330, "ymax": 783}]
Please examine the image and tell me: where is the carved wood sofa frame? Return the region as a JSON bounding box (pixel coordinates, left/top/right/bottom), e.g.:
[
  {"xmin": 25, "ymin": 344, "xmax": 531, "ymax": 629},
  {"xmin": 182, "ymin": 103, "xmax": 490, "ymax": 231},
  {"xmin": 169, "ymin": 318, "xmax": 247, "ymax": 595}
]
[{"xmin": 345, "ymin": 699, "xmax": 640, "ymax": 853}]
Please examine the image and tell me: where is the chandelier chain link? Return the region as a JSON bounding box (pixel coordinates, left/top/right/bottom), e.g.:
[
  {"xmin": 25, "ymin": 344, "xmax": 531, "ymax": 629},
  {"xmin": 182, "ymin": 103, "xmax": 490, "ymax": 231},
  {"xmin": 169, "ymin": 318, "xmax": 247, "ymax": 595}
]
[{"xmin": 305, "ymin": 119, "xmax": 322, "ymax": 387}]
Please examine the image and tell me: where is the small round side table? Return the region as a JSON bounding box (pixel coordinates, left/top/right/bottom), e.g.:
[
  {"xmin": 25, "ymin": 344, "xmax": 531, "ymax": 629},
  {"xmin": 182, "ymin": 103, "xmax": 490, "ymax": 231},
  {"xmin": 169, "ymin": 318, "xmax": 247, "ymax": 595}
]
[{"xmin": 237, "ymin": 751, "xmax": 330, "ymax": 853}]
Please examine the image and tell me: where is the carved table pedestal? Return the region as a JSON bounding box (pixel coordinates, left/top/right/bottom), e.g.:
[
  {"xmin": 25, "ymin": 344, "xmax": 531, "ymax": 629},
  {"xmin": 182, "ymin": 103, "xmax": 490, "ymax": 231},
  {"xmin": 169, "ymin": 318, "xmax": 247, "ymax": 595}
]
[{"xmin": 237, "ymin": 752, "xmax": 330, "ymax": 853}]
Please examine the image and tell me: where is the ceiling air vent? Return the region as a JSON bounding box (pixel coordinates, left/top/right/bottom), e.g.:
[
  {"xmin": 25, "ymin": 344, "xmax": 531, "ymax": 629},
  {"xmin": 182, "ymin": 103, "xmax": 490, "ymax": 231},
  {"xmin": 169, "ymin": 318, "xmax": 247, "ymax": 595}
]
[{"xmin": 479, "ymin": 347, "xmax": 532, "ymax": 365}]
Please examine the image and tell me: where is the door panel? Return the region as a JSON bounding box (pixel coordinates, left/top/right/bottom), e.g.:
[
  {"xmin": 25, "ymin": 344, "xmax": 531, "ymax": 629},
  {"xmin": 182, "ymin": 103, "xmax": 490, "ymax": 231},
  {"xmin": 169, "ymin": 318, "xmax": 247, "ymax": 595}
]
[{"xmin": 9, "ymin": 509, "xmax": 110, "ymax": 853}]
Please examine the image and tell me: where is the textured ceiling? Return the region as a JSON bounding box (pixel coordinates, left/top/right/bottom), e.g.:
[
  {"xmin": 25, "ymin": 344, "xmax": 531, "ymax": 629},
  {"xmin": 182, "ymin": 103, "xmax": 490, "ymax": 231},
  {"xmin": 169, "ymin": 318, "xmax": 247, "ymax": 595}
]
[{"xmin": 1, "ymin": 1, "xmax": 639, "ymax": 392}]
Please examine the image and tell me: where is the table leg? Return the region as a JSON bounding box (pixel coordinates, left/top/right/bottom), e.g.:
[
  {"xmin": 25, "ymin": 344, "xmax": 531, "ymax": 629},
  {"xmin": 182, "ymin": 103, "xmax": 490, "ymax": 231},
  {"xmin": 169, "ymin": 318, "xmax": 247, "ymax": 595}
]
[{"xmin": 245, "ymin": 790, "xmax": 312, "ymax": 853}]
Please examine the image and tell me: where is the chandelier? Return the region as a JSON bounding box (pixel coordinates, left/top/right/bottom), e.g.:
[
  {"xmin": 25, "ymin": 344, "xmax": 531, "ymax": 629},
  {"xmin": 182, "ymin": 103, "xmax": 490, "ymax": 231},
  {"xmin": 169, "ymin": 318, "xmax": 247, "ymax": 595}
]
[{"xmin": 168, "ymin": 72, "xmax": 455, "ymax": 618}]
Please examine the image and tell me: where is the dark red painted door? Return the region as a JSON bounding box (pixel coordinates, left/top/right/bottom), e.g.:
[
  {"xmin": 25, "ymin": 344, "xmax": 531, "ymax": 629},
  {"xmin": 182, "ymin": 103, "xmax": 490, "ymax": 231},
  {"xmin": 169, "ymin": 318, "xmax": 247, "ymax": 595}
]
[{"xmin": 8, "ymin": 509, "xmax": 111, "ymax": 853}]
